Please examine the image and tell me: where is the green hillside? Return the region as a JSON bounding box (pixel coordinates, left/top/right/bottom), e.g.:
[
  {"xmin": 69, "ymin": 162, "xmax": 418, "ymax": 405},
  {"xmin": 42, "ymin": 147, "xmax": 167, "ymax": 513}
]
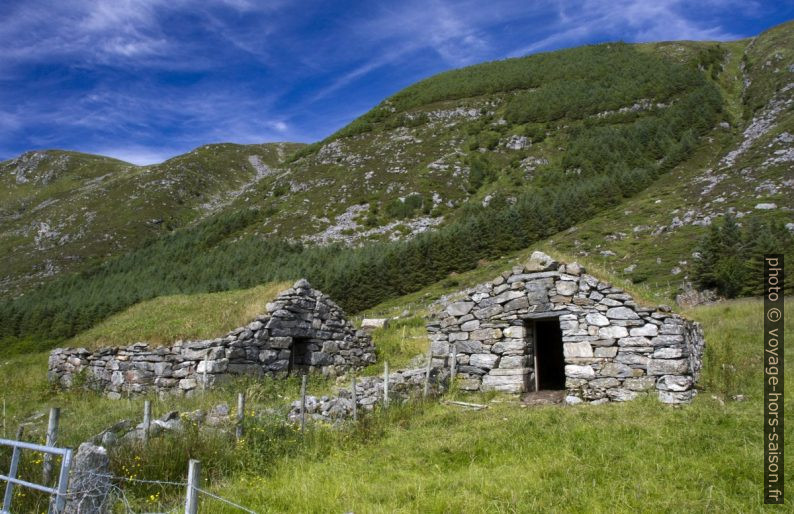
[
  {"xmin": 1, "ymin": 22, "xmax": 793, "ymax": 345},
  {"xmin": 0, "ymin": 143, "xmax": 302, "ymax": 296}
]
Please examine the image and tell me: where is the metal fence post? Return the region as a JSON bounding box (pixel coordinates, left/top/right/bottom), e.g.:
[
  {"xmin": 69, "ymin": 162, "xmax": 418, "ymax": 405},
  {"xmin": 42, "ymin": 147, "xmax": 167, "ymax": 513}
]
[
  {"xmin": 184, "ymin": 459, "xmax": 200, "ymax": 514},
  {"xmin": 0, "ymin": 438, "xmax": 76, "ymax": 514},
  {"xmin": 450, "ymin": 344, "xmax": 457, "ymax": 381},
  {"xmin": 43, "ymin": 407, "xmax": 60, "ymax": 485},
  {"xmin": 2, "ymin": 446, "xmax": 20, "ymax": 512},
  {"xmin": 52, "ymin": 447, "xmax": 72, "ymax": 514}
]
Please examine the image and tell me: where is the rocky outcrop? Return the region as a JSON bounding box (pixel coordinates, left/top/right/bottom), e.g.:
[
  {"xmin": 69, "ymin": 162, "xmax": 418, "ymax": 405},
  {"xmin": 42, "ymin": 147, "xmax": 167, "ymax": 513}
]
[
  {"xmin": 48, "ymin": 280, "xmax": 376, "ymax": 398},
  {"xmin": 427, "ymin": 252, "xmax": 705, "ymax": 404}
]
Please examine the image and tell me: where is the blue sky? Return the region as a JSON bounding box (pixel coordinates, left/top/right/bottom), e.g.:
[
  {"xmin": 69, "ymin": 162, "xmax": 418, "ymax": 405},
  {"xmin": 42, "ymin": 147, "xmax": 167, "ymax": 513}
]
[{"xmin": 1, "ymin": 0, "xmax": 792, "ymax": 165}]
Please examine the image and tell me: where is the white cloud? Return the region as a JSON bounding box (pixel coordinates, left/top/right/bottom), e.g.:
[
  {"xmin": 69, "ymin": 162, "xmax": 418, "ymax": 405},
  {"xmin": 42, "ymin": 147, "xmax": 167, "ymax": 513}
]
[
  {"xmin": 0, "ymin": 110, "xmax": 21, "ymax": 132},
  {"xmin": 0, "ymin": 0, "xmax": 267, "ymax": 68},
  {"xmin": 268, "ymin": 121, "xmax": 289, "ymax": 133},
  {"xmin": 93, "ymin": 146, "xmax": 175, "ymax": 165},
  {"xmin": 510, "ymin": 0, "xmax": 748, "ymax": 57},
  {"xmin": 350, "ymin": 0, "xmax": 498, "ymax": 66}
]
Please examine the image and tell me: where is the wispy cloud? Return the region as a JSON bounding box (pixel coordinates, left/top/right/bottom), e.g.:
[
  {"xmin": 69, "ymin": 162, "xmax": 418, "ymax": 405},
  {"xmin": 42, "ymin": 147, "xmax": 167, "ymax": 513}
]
[
  {"xmin": 90, "ymin": 146, "xmax": 177, "ymax": 166},
  {"xmin": 509, "ymin": 0, "xmax": 751, "ymax": 57},
  {"xmin": 0, "ymin": 0, "xmax": 787, "ymax": 163}
]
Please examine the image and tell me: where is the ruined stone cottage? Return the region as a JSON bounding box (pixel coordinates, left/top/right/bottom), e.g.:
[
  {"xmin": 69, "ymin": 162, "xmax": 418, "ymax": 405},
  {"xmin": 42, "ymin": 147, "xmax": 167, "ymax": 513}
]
[
  {"xmin": 49, "ymin": 280, "xmax": 376, "ymax": 398},
  {"xmin": 427, "ymin": 252, "xmax": 705, "ymax": 404}
]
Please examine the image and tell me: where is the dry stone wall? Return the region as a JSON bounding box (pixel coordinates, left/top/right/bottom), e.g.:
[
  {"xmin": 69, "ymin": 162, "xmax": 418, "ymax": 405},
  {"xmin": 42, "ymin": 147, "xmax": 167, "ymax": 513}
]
[
  {"xmin": 427, "ymin": 252, "xmax": 705, "ymax": 404},
  {"xmin": 48, "ymin": 280, "xmax": 376, "ymax": 398},
  {"xmin": 287, "ymin": 366, "xmax": 449, "ymax": 424}
]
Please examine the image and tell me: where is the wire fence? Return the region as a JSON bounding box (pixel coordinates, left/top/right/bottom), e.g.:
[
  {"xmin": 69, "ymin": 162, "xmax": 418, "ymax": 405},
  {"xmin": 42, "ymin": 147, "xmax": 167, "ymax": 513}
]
[
  {"xmin": 0, "ymin": 457, "xmax": 258, "ymax": 514},
  {"xmin": 4, "ymin": 365, "xmax": 418, "ymax": 514},
  {"xmin": 194, "ymin": 486, "xmax": 258, "ymax": 514},
  {"xmin": 81, "ymin": 469, "xmax": 259, "ymax": 513}
]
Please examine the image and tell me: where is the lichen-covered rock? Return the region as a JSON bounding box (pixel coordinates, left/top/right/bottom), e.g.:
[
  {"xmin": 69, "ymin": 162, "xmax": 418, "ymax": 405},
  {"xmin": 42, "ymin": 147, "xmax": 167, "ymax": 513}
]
[{"xmin": 64, "ymin": 443, "xmax": 111, "ymax": 514}]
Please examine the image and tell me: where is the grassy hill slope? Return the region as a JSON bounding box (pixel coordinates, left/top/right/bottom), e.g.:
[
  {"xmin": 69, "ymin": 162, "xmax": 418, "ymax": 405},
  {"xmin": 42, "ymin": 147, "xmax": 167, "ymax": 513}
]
[
  {"xmin": 68, "ymin": 281, "xmax": 290, "ymax": 349},
  {"xmin": 0, "ymin": 143, "xmax": 302, "ymax": 296},
  {"xmin": 1, "ymin": 22, "xmax": 792, "ymax": 346}
]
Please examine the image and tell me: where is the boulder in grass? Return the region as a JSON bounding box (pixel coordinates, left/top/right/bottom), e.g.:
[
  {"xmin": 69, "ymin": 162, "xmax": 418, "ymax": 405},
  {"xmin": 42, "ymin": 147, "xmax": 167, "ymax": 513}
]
[
  {"xmin": 526, "ymin": 251, "xmax": 558, "ymax": 272},
  {"xmin": 361, "ymin": 318, "xmax": 390, "ymax": 331}
]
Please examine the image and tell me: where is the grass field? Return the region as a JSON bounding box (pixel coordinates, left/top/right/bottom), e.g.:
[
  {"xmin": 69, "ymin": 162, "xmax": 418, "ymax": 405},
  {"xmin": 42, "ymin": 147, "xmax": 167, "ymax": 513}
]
[
  {"xmin": 206, "ymin": 298, "xmax": 792, "ymax": 513},
  {"xmin": 68, "ymin": 281, "xmax": 291, "ymax": 349},
  {"xmin": 1, "ymin": 296, "xmax": 790, "ymax": 512}
]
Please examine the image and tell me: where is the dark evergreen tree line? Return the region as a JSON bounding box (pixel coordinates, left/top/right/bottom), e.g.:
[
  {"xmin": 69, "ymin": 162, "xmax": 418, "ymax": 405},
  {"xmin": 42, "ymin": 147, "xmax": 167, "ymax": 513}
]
[{"xmin": 693, "ymin": 213, "xmax": 793, "ymax": 298}]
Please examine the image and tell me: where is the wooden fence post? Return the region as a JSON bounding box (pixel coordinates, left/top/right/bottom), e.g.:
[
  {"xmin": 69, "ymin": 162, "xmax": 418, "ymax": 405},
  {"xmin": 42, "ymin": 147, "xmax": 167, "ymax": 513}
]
[
  {"xmin": 202, "ymin": 355, "xmax": 208, "ymax": 392},
  {"xmin": 351, "ymin": 376, "xmax": 358, "ymax": 422},
  {"xmin": 184, "ymin": 459, "xmax": 200, "ymax": 514},
  {"xmin": 300, "ymin": 374, "xmax": 307, "ymax": 433},
  {"xmin": 143, "ymin": 400, "xmax": 152, "ymax": 442},
  {"xmin": 383, "ymin": 362, "xmax": 390, "ymax": 408},
  {"xmin": 423, "ymin": 349, "xmax": 433, "ymax": 398},
  {"xmin": 42, "ymin": 407, "xmax": 60, "ymax": 485},
  {"xmin": 236, "ymin": 392, "xmax": 245, "ymax": 441},
  {"xmin": 450, "ymin": 344, "xmax": 457, "ymax": 381}
]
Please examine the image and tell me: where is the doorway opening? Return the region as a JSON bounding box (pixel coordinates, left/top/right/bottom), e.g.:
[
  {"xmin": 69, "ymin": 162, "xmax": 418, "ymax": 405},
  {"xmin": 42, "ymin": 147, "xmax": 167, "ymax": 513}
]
[
  {"xmin": 532, "ymin": 318, "xmax": 565, "ymax": 390},
  {"xmin": 288, "ymin": 337, "xmax": 312, "ymax": 374}
]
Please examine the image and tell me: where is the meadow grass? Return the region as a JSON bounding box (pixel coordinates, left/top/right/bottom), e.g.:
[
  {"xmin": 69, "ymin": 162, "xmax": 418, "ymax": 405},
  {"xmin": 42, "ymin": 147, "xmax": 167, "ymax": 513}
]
[
  {"xmin": 360, "ymin": 316, "xmax": 430, "ymax": 375},
  {"xmin": 68, "ymin": 281, "xmax": 290, "ymax": 349},
  {"xmin": 203, "ymin": 298, "xmax": 794, "ymax": 513},
  {"xmin": 1, "ymin": 298, "xmax": 790, "ymax": 512}
]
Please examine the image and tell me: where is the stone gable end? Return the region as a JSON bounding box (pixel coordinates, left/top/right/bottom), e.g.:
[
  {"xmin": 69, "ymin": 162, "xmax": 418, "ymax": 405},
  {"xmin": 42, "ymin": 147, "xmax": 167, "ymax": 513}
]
[
  {"xmin": 49, "ymin": 280, "xmax": 376, "ymax": 398},
  {"xmin": 427, "ymin": 252, "xmax": 705, "ymax": 404}
]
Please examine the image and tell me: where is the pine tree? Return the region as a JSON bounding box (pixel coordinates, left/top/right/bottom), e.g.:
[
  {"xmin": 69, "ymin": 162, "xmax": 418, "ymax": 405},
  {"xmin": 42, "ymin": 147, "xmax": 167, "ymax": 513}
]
[
  {"xmin": 742, "ymin": 220, "xmax": 777, "ymax": 296},
  {"xmin": 693, "ymin": 222, "xmax": 722, "ymax": 291}
]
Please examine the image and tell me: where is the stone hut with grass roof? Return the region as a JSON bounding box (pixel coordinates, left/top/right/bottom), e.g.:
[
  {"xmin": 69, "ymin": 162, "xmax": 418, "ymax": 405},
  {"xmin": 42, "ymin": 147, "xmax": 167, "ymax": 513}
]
[
  {"xmin": 48, "ymin": 280, "xmax": 375, "ymax": 398},
  {"xmin": 427, "ymin": 252, "xmax": 705, "ymax": 404}
]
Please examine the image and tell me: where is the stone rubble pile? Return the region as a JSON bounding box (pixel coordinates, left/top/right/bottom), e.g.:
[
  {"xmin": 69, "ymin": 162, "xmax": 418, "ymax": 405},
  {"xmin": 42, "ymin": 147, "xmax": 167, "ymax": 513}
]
[
  {"xmin": 48, "ymin": 280, "xmax": 375, "ymax": 397},
  {"xmin": 287, "ymin": 367, "xmax": 449, "ymax": 424}
]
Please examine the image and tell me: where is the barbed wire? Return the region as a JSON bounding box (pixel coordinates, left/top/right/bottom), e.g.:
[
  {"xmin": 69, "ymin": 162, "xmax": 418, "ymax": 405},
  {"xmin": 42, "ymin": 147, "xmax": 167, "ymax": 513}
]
[
  {"xmin": 82, "ymin": 470, "xmax": 258, "ymax": 513},
  {"xmin": 85, "ymin": 470, "xmax": 187, "ymax": 487},
  {"xmin": 3, "ymin": 456, "xmax": 256, "ymax": 513},
  {"xmin": 194, "ymin": 486, "xmax": 258, "ymax": 513}
]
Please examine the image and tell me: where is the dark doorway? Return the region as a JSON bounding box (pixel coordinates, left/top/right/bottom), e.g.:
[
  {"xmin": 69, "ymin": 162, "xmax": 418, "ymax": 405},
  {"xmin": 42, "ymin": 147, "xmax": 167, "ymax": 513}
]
[
  {"xmin": 288, "ymin": 338, "xmax": 312, "ymax": 374},
  {"xmin": 533, "ymin": 319, "xmax": 565, "ymax": 390}
]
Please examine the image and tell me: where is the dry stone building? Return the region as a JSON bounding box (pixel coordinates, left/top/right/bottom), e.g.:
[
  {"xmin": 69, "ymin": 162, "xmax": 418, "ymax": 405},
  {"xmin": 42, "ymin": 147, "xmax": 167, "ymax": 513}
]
[
  {"xmin": 49, "ymin": 280, "xmax": 376, "ymax": 397},
  {"xmin": 427, "ymin": 252, "xmax": 705, "ymax": 404}
]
